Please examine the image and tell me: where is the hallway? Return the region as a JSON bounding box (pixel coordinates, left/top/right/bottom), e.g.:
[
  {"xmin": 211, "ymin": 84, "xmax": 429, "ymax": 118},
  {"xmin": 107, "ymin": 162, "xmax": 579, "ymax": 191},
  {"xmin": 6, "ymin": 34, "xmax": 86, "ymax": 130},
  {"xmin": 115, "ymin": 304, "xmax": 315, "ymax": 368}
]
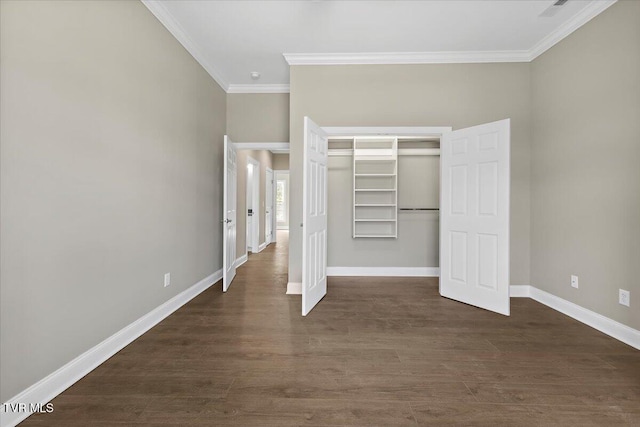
[{"xmin": 22, "ymin": 230, "xmax": 640, "ymax": 426}]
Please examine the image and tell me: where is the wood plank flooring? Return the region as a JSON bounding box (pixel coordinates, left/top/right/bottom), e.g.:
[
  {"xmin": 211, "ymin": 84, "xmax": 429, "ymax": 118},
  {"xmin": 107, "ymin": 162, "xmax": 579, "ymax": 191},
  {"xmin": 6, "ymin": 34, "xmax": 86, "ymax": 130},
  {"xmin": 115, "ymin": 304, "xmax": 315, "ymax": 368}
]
[{"xmin": 22, "ymin": 231, "xmax": 640, "ymax": 426}]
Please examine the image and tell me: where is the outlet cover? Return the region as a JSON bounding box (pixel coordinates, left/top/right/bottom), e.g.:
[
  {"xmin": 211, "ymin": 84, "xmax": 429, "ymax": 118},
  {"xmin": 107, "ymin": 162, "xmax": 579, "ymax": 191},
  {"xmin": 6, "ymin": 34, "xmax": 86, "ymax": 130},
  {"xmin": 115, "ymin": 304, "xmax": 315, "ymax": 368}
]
[
  {"xmin": 571, "ymin": 275, "xmax": 579, "ymax": 289},
  {"xmin": 164, "ymin": 273, "xmax": 171, "ymax": 287},
  {"xmin": 619, "ymin": 289, "xmax": 630, "ymax": 307}
]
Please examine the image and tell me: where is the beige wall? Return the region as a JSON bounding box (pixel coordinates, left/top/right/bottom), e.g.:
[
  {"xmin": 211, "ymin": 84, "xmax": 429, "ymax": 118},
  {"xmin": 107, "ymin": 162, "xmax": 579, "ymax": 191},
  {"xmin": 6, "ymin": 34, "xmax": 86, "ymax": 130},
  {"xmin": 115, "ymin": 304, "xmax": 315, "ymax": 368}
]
[
  {"xmin": 272, "ymin": 153, "xmax": 290, "ymax": 170},
  {"xmin": 0, "ymin": 0, "xmax": 226, "ymax": 402},
  {"xmin": 289, "ymin": 63, "xmax": 531, "ymax": 285},
  {"xmin": 531, "ymin": 1, "xmax": 640, "ymax": 330},
  {"xmin": 235, "ymin": 150, "xmax": 273, "ymax": 257},
  {"xmin": 227, "ymin": 93, "xmax": 290, "ymax": 142}
]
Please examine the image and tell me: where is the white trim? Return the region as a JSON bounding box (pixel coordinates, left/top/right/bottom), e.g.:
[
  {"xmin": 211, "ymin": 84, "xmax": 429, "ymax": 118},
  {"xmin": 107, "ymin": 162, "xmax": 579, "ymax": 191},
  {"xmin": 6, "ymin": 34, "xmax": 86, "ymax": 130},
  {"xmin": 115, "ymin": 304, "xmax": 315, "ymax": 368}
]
[
  {"xmin": 258, "ymin": 241, "xmax": 268, "ymax": 252},
  {"xmin": 509, "ymin": 285, "xmax": 531, "ymax": 298},
  {"xmin": 227, "ymin": 84, "xmax": 290, "ymax": 94},
  {"xmin": 284, "ymin": 51, "xmax": 531, "ymax": 65},
  {"xmin": 509, "ymin": 285, "xmax": 640, "ymax": 351},
  {"xmin": 328, "ymin": 148, "xmax": 440, "ymax": 157},
  {"xmin": 0, "ymin": 270, "xmax": 223, "ymax": 427},
  {"xmin": 327, "ymin": 267, "xmax": 440, "ymax": 277},
  {"xmin": 327, "ymin": 149, "xmax": 354, "ymax": 157},
  {"xmin": 141, "ymin": 1, "xmax": 229, "ymax": 91},
  {"xmin": 324, "ymin": 126, "xmax": 451, "ymax": 137},
  {"xmin": 234, "ymin": 253, "xmax": 248, "ymax": 269},
  {"xmin": 286, "ymin": 282, "xmax": 302, "ymax": 295},
  {"xmin": 528, "ymin": 0, "xmax": 617, "ymax": 60},
  {"xmin": 235, "ymin": 142, "xmax": 290, "ymax": 152}
]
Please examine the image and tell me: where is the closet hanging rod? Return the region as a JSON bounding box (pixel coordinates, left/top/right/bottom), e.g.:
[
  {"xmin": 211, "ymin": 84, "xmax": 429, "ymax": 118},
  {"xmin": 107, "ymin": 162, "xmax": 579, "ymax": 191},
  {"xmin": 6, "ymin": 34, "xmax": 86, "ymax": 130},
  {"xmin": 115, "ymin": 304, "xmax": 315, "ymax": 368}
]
[{"xmin": 398, "ymin": 208, "xmax": 439, "ymax": 211}]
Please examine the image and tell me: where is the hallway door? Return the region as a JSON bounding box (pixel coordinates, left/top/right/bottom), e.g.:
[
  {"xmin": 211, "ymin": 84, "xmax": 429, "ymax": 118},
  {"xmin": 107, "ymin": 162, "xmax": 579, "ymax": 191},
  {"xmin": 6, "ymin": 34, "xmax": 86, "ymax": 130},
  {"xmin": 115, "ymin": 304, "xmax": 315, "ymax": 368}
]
[
  {"xmin": 223, "ymin": 135, "xmax": 237, "ymax": 292},
  {"xmin": 265, "ymin": 168, "xmax": 274, "ymax": 244}
]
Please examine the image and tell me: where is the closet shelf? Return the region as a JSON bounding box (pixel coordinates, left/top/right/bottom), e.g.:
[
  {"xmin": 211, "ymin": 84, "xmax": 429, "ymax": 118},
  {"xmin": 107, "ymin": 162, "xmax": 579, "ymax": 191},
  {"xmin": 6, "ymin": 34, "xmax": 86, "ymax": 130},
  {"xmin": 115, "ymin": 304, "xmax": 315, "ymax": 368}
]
[
  {"xmin": 353, "ymin": 136, "xmax": 398, "ymax": 239},
  {"xmin": 352, "ymin": 157, "xmax": 396, "ymax": 162}
]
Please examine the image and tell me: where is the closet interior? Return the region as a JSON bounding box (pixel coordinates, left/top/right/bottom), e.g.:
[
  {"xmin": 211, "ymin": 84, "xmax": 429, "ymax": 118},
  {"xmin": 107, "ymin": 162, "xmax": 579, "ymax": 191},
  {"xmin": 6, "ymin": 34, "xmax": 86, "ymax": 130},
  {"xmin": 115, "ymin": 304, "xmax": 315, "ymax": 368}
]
[{"xmin": 328, "ymin": 135, "xmax": 441, "ymax": 240}]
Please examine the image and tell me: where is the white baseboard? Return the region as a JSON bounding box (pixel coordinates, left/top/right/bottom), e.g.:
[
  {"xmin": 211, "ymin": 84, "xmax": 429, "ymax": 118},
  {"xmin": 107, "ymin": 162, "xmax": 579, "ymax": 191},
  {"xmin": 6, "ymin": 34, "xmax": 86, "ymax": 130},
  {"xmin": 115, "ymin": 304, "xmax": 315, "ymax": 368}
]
[
  {"xmin": 327, "ymin": 266, "xmax": 440, "ymax": 277},
  {"xmin": 234, "ymin": 253, "xmax": 248, "ymax": 269},
  {"xmin": 286, "ymin": 282, "xmax": 302, "ymax": 295},
  {"xmin": 510, "ymin": 285, "xmax": 640, "ymax": 350},
  {"xmin": 509, "ymin": 285, "xmax": 531, "ymax": 297},
  {"xmin": 0, "ymin": 269, "xmax": 223, "ymax": 427},
  {"xmin": 258, "ymin": 241, "xmax": 267, "ymax": 252}
]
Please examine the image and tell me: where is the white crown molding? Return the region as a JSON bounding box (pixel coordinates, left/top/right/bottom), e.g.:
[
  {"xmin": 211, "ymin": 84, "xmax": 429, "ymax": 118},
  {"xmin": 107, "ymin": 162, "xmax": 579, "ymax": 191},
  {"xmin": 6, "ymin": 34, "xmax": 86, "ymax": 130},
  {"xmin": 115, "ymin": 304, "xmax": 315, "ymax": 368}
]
[
  {"xmin": 0, "ymin": 270, "xmax": 222, "ymax": 427},
  {"xmin": 327, "ymin": 267, "xmax": 440, "ymax": 277},
  {"xmin": 141, "ymin": 0, "xmax": 229, "ymax": 91},
  {"xmin": 144, "ymin": 0, "xmax": 616, "ymax": 88},
  {"xmin": 227, "ymin": 84, "xmax": 290, "ymax": 94},
  {"xmin": 284, "ymin": 0, "xmax": 617, "ymax": 66},
  {"xmin": 144, "ymin": 0, "xmax": 616, "ymax": 89},
  {"xmin": 510, "ymin": 285, "xmax": 639, "ymax": 350},
  {"xmin": 283, "ymin": 51, "xmax": 531, "ymax": 66},
  {"xmin": 528, "ymin": 0, "xmax": 617, "ymax": 60}
]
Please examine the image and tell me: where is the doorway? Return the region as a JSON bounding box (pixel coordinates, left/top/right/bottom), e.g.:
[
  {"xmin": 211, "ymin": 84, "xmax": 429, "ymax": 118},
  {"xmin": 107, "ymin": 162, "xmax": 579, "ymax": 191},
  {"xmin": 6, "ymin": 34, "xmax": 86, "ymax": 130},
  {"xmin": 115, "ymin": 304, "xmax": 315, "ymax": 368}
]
[
  {"xmin": 246, "ymin": 156, "xmax": 260, "ymax": 254},
  {"xmin": 265, "ymin": 167, "xmax": 274, "ymax": 245},
  {"xmin": 275, "ymin": 170, "xmax": 289, "ymax": 231}
]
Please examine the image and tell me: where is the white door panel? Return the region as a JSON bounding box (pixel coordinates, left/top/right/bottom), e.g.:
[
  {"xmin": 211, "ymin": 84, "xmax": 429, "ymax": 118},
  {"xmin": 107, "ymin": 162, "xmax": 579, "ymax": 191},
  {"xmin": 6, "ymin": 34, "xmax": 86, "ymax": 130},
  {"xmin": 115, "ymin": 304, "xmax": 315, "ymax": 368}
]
[
  {"xmin": 223, "ymin": 135, "xmax": 237, "ymax": 292},
  {"xmin": 265, "ymin": 168, "xmax": 274, "ymax": 245},
  {"xmin": 302, "ymin": 117, "xmax": 328, "ymax": 316},
  {"xmin": 440, "ymin": 119, "xmax": 510, "ymax": 315}
]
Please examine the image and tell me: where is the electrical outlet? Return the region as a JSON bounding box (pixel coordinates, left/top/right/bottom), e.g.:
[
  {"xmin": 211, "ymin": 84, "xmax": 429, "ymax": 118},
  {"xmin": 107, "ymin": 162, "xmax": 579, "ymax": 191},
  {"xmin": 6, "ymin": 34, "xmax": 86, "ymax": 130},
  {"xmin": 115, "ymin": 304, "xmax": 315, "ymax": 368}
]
[
  {"xmin": 571, "ymin": 275, "xmax": 579, "ymax": 289},
  {"xmin": 164, "ymin": 273, "xmax": 171, "ymax": 288},
  {"xmin": 619, "ymin": 289, "xmax": 630, "ymax": 307}
]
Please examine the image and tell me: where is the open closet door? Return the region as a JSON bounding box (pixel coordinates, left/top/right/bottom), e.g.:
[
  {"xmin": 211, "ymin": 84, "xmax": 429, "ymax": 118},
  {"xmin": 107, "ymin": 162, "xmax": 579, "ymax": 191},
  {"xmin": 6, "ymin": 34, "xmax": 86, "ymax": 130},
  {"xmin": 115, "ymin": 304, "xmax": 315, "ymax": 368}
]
[
  {"xmin": 440, "ymin": 119, "xmax": 510, "ymax": 315},
  {"xmin": 223, "ymin": 135, "xmax": 238, "ymax": 292},
  {"xmin": 302, "ymin": 117, "xmax": 328, "ymax": 316}
]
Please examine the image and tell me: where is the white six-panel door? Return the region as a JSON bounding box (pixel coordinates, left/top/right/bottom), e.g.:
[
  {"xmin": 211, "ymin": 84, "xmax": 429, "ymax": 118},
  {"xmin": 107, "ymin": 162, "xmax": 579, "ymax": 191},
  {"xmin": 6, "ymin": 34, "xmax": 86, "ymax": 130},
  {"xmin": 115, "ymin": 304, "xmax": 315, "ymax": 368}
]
[
  {"xmin": 440, "ymin": 119, "xmax": 510, "ymax": 315},
  {"xmin": 302, "ymin": 117, "xmax": 328, "ymax": 316},
  {"xmin": 223, "ymin": 135, "xmax": 237, "ymax": 292},
  {"xmin": 265, "ymin": 168, "xmax": 274, "ymax": 245}
]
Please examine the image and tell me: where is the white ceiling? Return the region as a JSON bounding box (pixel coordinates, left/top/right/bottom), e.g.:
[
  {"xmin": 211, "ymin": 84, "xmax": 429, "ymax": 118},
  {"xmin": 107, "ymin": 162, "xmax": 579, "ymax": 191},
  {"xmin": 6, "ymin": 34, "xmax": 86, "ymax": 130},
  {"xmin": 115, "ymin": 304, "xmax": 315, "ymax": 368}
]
[{"xmin": 142, "ymin": 0, "xmax": 616, "ymax": 92}]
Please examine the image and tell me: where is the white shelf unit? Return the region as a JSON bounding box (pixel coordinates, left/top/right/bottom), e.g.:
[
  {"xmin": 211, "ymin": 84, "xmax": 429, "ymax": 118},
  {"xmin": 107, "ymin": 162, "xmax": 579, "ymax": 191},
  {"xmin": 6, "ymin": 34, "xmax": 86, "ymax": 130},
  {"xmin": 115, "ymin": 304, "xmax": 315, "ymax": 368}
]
[{"xmin": 353, "ymin": 137, "xmax": 398, "ymax": 238}]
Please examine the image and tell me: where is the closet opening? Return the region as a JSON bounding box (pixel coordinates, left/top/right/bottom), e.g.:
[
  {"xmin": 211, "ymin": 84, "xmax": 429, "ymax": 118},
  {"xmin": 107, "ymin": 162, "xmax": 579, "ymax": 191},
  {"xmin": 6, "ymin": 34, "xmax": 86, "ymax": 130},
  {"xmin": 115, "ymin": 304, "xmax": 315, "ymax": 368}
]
[
  {"xmin": 301, "ymin": 119, "xmax": 510, "ymax": 316},
  {"xmin": 327, "ymin": 135, "xmax": 441, "ymax": 275}
]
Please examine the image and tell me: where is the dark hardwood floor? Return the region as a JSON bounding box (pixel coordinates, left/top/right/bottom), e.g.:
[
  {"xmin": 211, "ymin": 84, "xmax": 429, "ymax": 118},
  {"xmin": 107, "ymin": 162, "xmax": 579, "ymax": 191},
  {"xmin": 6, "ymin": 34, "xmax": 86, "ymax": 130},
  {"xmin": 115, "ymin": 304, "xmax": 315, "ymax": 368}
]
[{"xmin": 23, "ymin": 231, "xmax": 640, "ymax": 426}]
